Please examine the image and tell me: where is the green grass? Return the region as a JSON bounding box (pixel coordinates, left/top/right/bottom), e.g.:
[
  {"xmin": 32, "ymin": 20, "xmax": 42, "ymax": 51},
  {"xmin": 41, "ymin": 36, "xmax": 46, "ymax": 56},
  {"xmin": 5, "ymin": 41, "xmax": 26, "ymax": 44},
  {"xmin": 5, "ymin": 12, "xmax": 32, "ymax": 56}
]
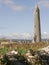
[
  {"xmin": 17, "ymin": 47, "xmax": 27, "ymax": 55},
  {"xmin": 0, "ymin": 42, "xmax": 48, "ymax": 55},
  {"xmin": 0, "ymin": 48, "xmax": 9, "ymax": 55}
]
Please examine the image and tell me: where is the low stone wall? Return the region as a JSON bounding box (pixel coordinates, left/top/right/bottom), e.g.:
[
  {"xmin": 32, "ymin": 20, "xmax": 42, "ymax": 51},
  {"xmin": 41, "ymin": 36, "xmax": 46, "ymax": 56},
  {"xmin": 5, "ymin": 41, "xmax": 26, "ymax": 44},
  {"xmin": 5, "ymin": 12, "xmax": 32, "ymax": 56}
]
[{"xmin": 0, "ymin": 49, "xmax": 49, "ymax": 65}]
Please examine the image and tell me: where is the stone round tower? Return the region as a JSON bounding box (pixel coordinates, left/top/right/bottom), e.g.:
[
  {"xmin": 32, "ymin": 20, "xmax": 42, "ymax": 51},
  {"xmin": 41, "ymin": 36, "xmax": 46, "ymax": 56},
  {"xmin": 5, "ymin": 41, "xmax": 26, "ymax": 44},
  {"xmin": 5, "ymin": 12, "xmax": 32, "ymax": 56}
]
[{"xmin": 34, "ymin": 5, "xmax": 41, "ymax": 42}]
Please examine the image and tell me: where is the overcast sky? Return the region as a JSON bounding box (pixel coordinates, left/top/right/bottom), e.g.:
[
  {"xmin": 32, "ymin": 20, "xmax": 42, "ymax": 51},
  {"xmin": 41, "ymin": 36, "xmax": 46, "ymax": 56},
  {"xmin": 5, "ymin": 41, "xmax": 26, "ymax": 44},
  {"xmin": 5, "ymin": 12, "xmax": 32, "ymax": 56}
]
[{"xmin": 0, "ymin": 0, "xmax": 49, "ymax": 36}]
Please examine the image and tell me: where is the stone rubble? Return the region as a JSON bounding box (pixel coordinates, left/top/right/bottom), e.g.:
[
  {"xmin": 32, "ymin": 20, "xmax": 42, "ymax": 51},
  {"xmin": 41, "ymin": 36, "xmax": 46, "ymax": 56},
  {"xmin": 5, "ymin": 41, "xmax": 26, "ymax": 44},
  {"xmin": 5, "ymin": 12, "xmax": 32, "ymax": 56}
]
[
  {"xmin": 1, "ymin": 46, "xmax": 49, "ymax": 65},
  {"xmin": 40, "ymin": 46, "xmax": 49, "ymax": 54}
]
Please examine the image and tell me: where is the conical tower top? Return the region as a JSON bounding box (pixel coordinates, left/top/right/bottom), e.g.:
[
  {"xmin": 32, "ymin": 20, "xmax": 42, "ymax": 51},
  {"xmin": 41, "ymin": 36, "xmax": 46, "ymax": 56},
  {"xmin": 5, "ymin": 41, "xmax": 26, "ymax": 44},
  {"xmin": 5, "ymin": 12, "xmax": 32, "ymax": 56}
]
[
  {"xmin": 35, "ymin": 5, "xmax": 39, "ymax": 10},
  {"xmin": 34, "ymin": 5, "xmax": 39, "ymax": 15}
]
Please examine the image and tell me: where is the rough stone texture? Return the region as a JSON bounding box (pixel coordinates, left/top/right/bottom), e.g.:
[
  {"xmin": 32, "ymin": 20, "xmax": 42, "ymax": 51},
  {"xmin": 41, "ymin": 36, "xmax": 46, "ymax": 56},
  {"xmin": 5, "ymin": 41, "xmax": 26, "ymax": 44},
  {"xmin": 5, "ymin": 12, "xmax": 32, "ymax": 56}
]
[
  {"xmin": 34, "ymin": 5, "xmax": 41, "ymax": 42},
  {"xmin": 1, "ymin": 49, "xmax": 49, "ymax": 65},
  {"xmin": 0, "ymin": 50, "xmax": 31, "ymax": 65},
  {"xmin": 25, "ymin": 49, "xmax": 49, "ymax": 65}
]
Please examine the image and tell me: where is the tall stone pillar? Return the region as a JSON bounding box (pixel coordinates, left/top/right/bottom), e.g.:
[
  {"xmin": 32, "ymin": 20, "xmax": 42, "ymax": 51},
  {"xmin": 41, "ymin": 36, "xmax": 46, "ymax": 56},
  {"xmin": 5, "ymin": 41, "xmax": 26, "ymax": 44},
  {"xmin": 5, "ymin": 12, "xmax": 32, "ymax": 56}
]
[{"xmin": 34, "ymin": 5, "xmax": 41, "ymax": 42}]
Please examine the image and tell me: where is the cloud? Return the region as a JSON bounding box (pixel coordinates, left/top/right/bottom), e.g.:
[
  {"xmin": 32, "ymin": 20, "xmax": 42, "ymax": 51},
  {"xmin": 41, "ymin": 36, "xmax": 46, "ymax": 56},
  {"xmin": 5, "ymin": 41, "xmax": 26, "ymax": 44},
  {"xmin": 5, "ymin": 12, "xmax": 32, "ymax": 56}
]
[
  {"xmin": 10, "ymin": 33, "xmax": 31, "ymax": 37},
  {"xmin": 8, "ymin": 33, "xmax": 33, "ymax": 39},
  {"xmin": 0, "ymin": 26, "xmax": 7, "ymax": 29},
  {"xmin": 42, "ymin": 32, "xmax": 49, "ymax": 39},
  {"xmin": 43, "ymin": 32, "xmax": 48, "ymax": 34},
  {"xmin": 37, "ymin": 0, "xmax": 49, "ymax": 8},
  {"xmin": 21, "ymin": 33, "xmax": 31, "ymax": 37},
  {"xmin": 0, "ymin": 0, "xmax": 25, "ymax": 11}
]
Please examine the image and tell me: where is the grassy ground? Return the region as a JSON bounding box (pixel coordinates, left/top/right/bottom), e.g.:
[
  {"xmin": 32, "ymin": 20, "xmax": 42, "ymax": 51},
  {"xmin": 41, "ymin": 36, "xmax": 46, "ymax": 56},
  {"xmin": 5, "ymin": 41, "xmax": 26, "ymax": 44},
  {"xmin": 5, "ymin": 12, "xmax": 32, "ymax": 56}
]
[{"xmin": 0, "ymin": 42, "xmax": 48, "ymax": 56}]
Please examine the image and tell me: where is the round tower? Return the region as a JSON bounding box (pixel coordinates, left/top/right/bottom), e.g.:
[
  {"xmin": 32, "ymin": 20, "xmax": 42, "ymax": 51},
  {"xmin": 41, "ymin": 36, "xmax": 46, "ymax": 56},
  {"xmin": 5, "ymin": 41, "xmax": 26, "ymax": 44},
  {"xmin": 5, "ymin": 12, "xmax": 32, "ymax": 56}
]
[{"xmin": 34, "ymin": 5, "xmax": 41, "ymax": 42}]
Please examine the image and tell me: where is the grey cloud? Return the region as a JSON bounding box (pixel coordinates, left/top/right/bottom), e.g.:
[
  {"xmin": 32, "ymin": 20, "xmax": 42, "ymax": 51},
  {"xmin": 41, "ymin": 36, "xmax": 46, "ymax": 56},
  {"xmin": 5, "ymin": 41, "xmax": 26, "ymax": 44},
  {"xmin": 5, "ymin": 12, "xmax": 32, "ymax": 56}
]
[
  {"xmin": 0, "ymin": 0, "xmax": 25, "ymax": 11},
  {"xmin": 0, "ymin": 26, "xmax": 7, "ymax": 29},
  {"xmin": 37, "ymin": 0, "xmax": 49, "ymax": 8}
]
